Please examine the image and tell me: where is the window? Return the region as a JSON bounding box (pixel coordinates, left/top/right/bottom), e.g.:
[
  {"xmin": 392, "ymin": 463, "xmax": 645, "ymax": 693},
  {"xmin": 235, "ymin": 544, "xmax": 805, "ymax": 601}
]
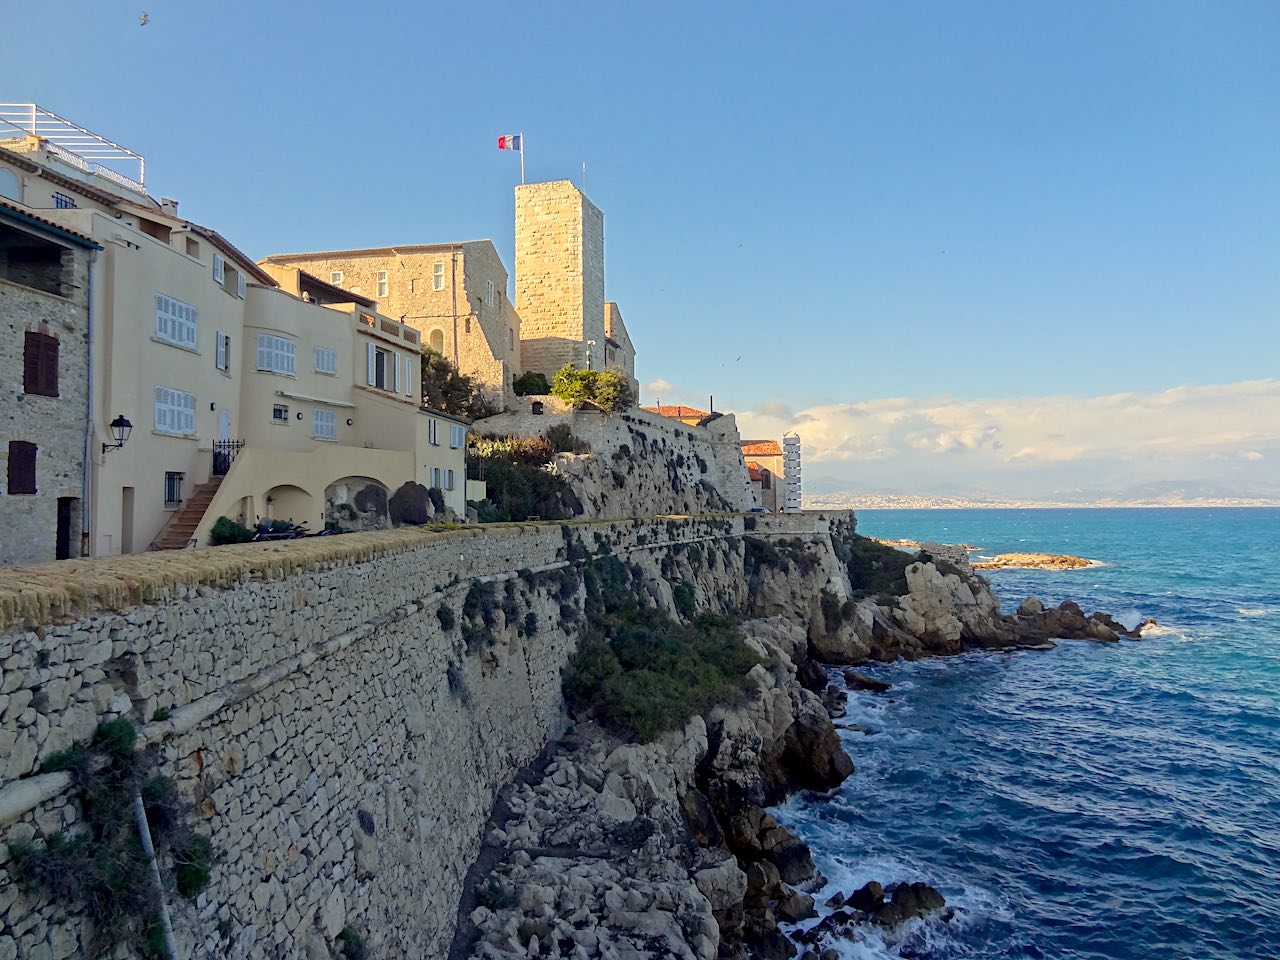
[
  {"xmin": 429, "ymin": 329, "xmax": 445, "ymax": 354},
  {"xmin": 409, "ymin": 278, "xmax": 416, "ymax": 293},
  {"xmin": 402, "ymin": 354, "xmax": 414, "ymax": 397},
  {"xmin": 485, "ymin": 280, "xmax": 495, "ymax": 306},
  {"xmin": 154, "ymin": 294, "xmax": 197, "ymax": 349},
  {"xmin": 432, "ymin": 261, "xmax": 445, "ymax": 291},
  {"xmin": 430, "ymin": 467, "xmax": 442, "ymax": 489},
  {"xmin": 445, "ymin": 468, "xmax": 456, "ymax": 491},
  {"xmin": 314, "ymin": 408, "xmax": 337, "ymax": 440},
  {"xmin": 464, "ymin": 317, "xmax": 471, "ymax": 335},
  {"xmin": 185, "ymin": 236, "xmax": 200, "ymax": 257},
  {"xmin": 6, "ymin": 441, "xmax": 36, "ymax": 494},
  {"xmin": 53, "ymin": 192, "xmax": 76, "ymax": 209},
  {"xmin": 428, "ymin": 419, "xmax": 439, "ymax": 446},
  {"xmin": 449, "ymin": 424, "xmax": 465, "ymax": 448},
  {"xmin": 273, "ymin": 404, "xmax": 289, "ymax": 423},
  {"xmin": 164, "ymin": 472, "xmax": 184, "ymax": 508},
  {"xmin": 23, "ymin": 331, "xmax": 59, "ymax": 397},
  {"xmin": 256, "ymin": 334, "xmax": 296, "ymax": 375},
  {"xmin": 376, "ymin": 271, "xmax": 388, "ymax": 298},
  {"xmin": 366, "ymin": 343, "xmax": 397, "ymax": 390},
  {"xmin": 213, "ymin": 254, "xmax": 225, "ymax": 284},
  {"xmin": 154, "ymin": 386, "xmax": 196, "ymax": 436},
  {"xmin": 215, "ymin": 331, "xmax": 231, "ymax": 373},
  {"xmin": 314, "ymin": 347, "xmax": 337, "ymax": 375},
  {"xmin": 330, "ymin": 270, "xmax": 344, "ymax": 285},
  {"xmin": 236, "ymin": 271, "xmax": 246, "ymax": 299},
  {"xmin": 508, "ymin": 328, "xmax": 515, "ymax": 350}
]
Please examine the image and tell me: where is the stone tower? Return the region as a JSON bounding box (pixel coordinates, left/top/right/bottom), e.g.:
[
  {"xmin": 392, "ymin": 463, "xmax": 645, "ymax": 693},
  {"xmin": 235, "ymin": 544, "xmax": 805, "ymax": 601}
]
[{"xmin": 514, "ymin": 180, "xmax": 606, "ymax": 380}]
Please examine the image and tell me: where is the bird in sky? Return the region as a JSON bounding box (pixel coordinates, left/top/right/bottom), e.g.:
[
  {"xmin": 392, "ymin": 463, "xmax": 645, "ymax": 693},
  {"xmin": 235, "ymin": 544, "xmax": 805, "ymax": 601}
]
[{"xmin": 140, "ymin": 11, "xmax": 150, "ymax": 26}]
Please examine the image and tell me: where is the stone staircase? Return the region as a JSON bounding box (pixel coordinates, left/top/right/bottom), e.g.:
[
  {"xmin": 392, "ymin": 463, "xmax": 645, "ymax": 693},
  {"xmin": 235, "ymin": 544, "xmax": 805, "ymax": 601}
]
[{"xmin": 150, "ymin": 477, "xmax": 223, "ymax": 550}]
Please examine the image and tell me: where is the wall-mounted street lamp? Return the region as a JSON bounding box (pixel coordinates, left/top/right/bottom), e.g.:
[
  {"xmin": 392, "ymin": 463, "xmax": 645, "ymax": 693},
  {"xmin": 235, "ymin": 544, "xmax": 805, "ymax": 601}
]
[
  {"xmin": 101, "ymin": 415, "xmax": 133, "ymax": 455},
  {"xmin": 586, "ymin": 339, "xmax": 597, "ymax": 371}
]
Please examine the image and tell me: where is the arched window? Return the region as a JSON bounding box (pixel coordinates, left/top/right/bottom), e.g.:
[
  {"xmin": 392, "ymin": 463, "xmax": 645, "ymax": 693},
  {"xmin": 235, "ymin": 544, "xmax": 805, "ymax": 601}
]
[
  {"xmin": 0, "ymin": 168, "xmax": 19, "ymax": 202},
  {"xmin": 429, "ymin": 329, "xmax": 445, "ymax": 353}
]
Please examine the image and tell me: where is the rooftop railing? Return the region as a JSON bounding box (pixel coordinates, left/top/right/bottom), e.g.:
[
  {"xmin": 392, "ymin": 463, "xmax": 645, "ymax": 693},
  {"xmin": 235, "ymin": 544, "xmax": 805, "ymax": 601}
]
[{"xmin": 0, "ymin": 103, "xmax": 147, "ymax": 193}]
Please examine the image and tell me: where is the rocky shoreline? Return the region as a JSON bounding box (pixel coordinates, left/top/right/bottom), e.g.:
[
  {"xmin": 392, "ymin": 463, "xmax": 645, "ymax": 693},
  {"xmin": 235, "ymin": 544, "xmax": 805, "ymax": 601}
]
[
  {"xmin": 972, "ymin": 552, "xmax": 1099, "ymax": 571},
  {"xmin": 451, "ymin": 543, "xmax": 1151, "ymax": 960}
]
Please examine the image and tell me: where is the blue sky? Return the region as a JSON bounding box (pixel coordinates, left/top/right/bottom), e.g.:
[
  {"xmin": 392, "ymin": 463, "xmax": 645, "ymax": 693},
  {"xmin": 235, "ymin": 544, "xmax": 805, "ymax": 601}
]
[{"xmin": 5, "ymin": 1, "xmax": 1278, "ymax": 497}]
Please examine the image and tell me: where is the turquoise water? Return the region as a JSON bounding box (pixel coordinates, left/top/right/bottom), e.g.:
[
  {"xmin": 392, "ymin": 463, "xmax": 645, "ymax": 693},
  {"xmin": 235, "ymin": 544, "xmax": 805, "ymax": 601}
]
[{"xmin": 776, "ymin": 508, "xmax": 1280, "ymax": 960}]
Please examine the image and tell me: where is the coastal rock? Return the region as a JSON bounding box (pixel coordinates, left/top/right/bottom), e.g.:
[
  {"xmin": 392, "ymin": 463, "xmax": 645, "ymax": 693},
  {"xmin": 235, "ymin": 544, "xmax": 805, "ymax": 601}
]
[
  {"xmin": 873, "ymin": 881, "xmax": 946, "ymax": 926},
  {"xmin": 842, "ymin": 670, "xmax": 891, "ymax": 693},
  {"xmin": 846, "ymin": 880, "xmax": 884, "ymax": 913},
  {"xmin": 973, "ymin": 552, "xmax": 1095, "ymax": 571},
  {"xmin": 1018, "ymin": 597, "xmax": 1044, "ymax": 616}
]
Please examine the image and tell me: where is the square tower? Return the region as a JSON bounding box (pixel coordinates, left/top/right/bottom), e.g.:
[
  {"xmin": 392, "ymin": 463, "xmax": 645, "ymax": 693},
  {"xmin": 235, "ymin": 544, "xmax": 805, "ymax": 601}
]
[{"xmin": 514, "ymin": 180, "xmax": 606, "ymax": 379}]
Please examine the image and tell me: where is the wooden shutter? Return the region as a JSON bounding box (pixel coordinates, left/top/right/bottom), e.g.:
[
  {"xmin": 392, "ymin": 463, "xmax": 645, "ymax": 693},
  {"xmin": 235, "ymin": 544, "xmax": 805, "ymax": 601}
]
[
  {"xmin": 7, "ymin": 440, "xmax": 36, "ymax": 494},
  {"xmin": 236, "ymin": 272, "xmax": 246, "ymax": 298},
  {"xmin": 366, "ymin": 343, "xmax": 377, "ymax": 385},
  {"xmin": 23, "ymin": 331, "xmax": 58, "ymax": 397}
]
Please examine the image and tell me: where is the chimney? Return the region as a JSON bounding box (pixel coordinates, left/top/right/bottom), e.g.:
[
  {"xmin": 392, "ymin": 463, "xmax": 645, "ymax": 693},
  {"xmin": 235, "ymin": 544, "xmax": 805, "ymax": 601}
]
[{"xmin": 160, "ymin": 197, "xmax": 179, "ymax": 215}]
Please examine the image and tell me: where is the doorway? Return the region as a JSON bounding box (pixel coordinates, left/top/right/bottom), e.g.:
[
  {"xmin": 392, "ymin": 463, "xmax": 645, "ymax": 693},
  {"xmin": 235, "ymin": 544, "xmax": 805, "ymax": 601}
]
[
  {"xmin": 121, "ymin": 487, "xmax": 135, "ymax": 554},
  {"xmin": 56, "ymin": 497, "xmax": 79, "ymax": 560}
]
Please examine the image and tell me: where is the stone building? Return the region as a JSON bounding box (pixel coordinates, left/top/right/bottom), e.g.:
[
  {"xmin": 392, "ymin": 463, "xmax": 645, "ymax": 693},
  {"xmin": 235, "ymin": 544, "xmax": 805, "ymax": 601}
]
[
  {"xmin": 0, "ymin": 199, "xmax": 98, "ymax": 563},
  {"xmin": 514, "ymin": 180, "xmax": 606, "ymax": 380},
  {"xmin": 261, "ymin": 242, "xmax": 521, "ymax": 410},
  {"xmin": 604, "ymin": 301, "xmax": 639, "ymax": 399},
  {"xmin": 642, "ymin": 404, "xmax": 711, "ymax": 426},
  {"xmin": 740, "ymin": 438, "xmax": 802, "ymax": 512}
]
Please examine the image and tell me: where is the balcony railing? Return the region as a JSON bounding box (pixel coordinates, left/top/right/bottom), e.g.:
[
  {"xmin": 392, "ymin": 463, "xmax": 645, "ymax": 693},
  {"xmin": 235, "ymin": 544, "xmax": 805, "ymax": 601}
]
[
  {"xmin": 0, "ymin": 103, "xmax": 146, "ymax": 190},
  {"xmin": 212, "ymin": 439, "xmax": 246, "ymax": 477}
]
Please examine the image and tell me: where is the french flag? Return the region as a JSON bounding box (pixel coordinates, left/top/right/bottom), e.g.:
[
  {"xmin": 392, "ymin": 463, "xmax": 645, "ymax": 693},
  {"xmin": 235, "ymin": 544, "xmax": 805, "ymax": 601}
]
[{"xmin": 497, "ymin": 134, "xmax": 522, "ymax": 151}]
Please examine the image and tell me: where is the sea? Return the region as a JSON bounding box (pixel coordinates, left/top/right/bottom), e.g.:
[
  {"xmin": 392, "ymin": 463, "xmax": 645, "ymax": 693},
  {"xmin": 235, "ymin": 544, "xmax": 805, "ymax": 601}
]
[{"xmin": 774, "ymin": 508, "xmax": 1280, "ymax": 960}]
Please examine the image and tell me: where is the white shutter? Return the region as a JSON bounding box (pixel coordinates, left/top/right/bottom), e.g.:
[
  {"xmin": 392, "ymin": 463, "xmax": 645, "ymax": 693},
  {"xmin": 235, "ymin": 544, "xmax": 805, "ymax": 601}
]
[
  {"xmin": 154, "ymin": 386, "xmax": 168, "ymax": 431},
  {"xmin": 236, "ymin": 272, "xmax": 246, "ymax": 298},
  {"xmin": 256, "ymin": 334, "xmax": 271, "ymax": 371},
  {"xmin": 215, "ymin": 331, "xmax": 227, "ymax": 370},
  {"xmin": 213, "ymin": 254, "xmax": 225, "ymax": 283},
  {"xmin": 182, "ymin": 391, "xmax": 196, "ymax": 434},
  {"xmin": 282, "ymin": 338, "xmax": 296, "ymax": 375},
  {"xmin": 366, "ymin": 343, "xmax": 377, "ymax": 385},
  {"xmin": 403, "ymin": 355, "xmax": 414, "ymax": 396},
  {"xmin": 392, "ymin": 351, "xmax": 401, "ymax": 393}
]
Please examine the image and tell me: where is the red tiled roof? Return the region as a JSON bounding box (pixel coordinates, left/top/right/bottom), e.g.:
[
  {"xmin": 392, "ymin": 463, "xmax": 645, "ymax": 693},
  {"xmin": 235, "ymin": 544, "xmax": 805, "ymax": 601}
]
[
  {"xmin": 643, "ymin": 405, "xmax": 710, "ymax": 420},
  {"xmin": 741, "ymin": 440, "xmax": 782, "ymax": 457},
  {"xmin": 0, "ymin": 197, "xmax": 99, "ymax": 247},
  {"xmin": 746, "ymin": 463, "xmax": 763, "ymax": 481}
]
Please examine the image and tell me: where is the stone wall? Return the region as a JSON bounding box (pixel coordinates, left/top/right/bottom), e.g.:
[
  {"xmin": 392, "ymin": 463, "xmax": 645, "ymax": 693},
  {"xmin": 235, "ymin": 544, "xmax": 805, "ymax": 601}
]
[
  {"xmin": 0, "ymin": 511, "xmax": 847, "ymax": 960},
  {"xmin": 475, "ymin": 404, "xmax": 758, "ymax": 517},
  {"xmin": 0, "ymin": 261, "xmax": 89, "ymax": 566},
  {"xmin": 514, "ymin": 181, "xmax": 605, "ymax": 381}
]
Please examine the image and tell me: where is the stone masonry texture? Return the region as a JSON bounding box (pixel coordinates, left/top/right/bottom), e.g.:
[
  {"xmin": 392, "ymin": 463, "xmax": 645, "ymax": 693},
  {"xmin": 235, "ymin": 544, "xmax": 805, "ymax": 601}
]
[{"xmin": 0, "ymin": 511, "xmax": 842, "ymax": 959}]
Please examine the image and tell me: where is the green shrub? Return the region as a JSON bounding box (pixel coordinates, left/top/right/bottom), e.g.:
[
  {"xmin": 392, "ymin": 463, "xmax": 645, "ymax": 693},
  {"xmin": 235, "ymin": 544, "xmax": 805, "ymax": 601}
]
[
  {"xmin": 337, "ymin": 927, "xmax": 367, "ymax": 960},
  {"xmin": 513, "ymin": 371, "xmax": 550, "ymax": 396},
  {"xmin": 14, "ymin": 720, "xmax": 214, "ymax": 955},
  {"xmin": 421, "ymin": 348, "xmax": 496, "ymax": 420},
  {"xmin": 436, "ymin": 603, "xmax": 456, "ymax": 631},
  {"xmin": 549, "ymin": 364, "xmax": 635, "ymax": 412},
  {"xmin": 523, "ymin": 611, "xmax": 539, "ymax": 636},
  {"xmin": 478, "ymin": 878, "xmax": 517, "ymax": 911},
  {"xmin": 842, "ymin": 534, "xmax": 913, "ymax": 599},
  {"xmin": 545, "ymin": 422, "xmax": 589, "ymax": 453},
  {"xmin": 672, "ymin": 582, "xmax": 697, "ymax": 620},
  {"xmin": 209, "ymin": 516, "xmax": 253, "ymax": 546},
  {"xmin": 563, "ymin": 613, "xmax": 761, "ymax": 742}
]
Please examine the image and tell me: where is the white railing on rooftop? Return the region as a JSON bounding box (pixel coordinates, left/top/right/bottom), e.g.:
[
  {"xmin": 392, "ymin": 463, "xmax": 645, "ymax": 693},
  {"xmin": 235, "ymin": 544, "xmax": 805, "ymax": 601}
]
[{"xmin": 0, "ymin": 103, "xmax": 146, "ymax": 191}]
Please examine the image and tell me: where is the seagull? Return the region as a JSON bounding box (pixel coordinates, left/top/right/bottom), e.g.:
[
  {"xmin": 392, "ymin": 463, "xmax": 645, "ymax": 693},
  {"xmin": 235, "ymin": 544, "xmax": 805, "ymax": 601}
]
[{"xmin": 140, "ymin": 11, "xmax": 150, "ymax": 25}]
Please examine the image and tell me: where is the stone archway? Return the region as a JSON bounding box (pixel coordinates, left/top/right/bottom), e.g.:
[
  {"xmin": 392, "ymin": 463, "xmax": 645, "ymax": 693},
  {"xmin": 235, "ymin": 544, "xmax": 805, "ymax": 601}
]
[
  {"xmin": 264, "ymin": 484, "xmax": 317, "ymax": 528},
  {"xmin": 325, "ymin": 476, "xmax": 390, "ymax": 532}
]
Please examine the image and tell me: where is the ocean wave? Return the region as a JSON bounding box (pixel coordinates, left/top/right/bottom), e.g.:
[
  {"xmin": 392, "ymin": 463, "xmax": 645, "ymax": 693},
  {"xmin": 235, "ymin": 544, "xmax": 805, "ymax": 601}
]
[{"xmin": 1236, "ymin": 607, "xmax": 1268, "ymax": 617}]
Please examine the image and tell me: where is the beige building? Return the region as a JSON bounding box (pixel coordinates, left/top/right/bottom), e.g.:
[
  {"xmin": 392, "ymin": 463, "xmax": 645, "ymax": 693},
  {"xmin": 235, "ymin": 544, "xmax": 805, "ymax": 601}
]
[
  {"xmin": 741, "ymin": 438, "xmax": 802, "ymax": 512},
  {"xmin": 0, "ymin": 200, "xmax": 99, "ymax": 564},
  {"xmin": 642, "ymin": 404, "xmax": 711, "ymax": 427},
  {"xmin": 1, "ymin": 105, "xmax": 467, "ymax": 555},
  {"xmin": 262, "ymin": 242, "xmax": 521, "ymax": 410},
  {"xmin": 603, "ymin": 301, "xmax": 639, "ymax": 399}
]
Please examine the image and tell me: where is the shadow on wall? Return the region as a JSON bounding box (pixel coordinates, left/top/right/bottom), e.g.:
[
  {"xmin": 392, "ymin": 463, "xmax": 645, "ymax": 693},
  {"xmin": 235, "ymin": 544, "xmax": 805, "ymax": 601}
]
[{"xmin": 326, "ymin": 477, "xmax": 390, "ymax": 532}]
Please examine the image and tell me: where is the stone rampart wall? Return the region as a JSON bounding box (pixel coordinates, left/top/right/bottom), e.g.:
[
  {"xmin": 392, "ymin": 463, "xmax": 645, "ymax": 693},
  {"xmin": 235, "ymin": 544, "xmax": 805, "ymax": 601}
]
[{"xmin": 0, "ymin": 511, "xmax": 849, "ymax": 960}]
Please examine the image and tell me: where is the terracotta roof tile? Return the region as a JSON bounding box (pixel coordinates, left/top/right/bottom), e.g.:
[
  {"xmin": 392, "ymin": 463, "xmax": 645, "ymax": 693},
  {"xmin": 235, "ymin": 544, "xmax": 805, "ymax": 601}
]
[
  {"xmin": 0, "ymin": 197, "xmax": 99, "ymax": 247},
  {"xmin": 741, "ymin": 440, "xmax": 783, "ymax": 456}
]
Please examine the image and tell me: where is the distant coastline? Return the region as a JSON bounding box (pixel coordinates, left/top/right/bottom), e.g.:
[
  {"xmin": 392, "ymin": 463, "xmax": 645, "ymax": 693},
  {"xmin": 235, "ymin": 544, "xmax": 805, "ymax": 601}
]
[{"xmin": 807, "ymin": 493, "xmax": 1280, "ymax": 510}]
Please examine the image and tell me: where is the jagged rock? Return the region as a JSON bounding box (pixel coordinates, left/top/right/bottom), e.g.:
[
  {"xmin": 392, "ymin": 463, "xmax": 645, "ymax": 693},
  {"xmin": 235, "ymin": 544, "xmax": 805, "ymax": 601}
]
[
  {"xmin": 744, "ymin": 860, "xmax": 782, "ymax": 908},
  {"xmin": 846, "ymin": 880, "xmax": 884, "ymax": 913},
  {"xmin": 873, "ymin": 881, "xmax": 946, "ymax": 926},
  {"xmin": 1018, "ymin": 597, "xmax": 1044, "ymax": 616},
  {"xmin": 772, "ymin": 698, "xmax": 855, "ymax": 795},
  {"xmin": 694, "ymin": 857, "xmax": 748, "ymax": 911},
  {"xmin": 795, "ymin": 659, "xmax": 829, "ymax": 693},
  {"xmin": 777, "ymin": 887, "xmax": 817, "ymax": 922},
  {"xmin": 766, "ymin": 832, "xmax": 816, "ymax": 886},
  {"xmin": 680, "ymin": 787, "xmax": 723, "ymax": 848},
  {"xmin": 842, "ymin": 670, "xmax": 891, "ymax": 693},
  {"xmin": 824, "ymin": 891, "xmax": 846, "ymax": 908}
]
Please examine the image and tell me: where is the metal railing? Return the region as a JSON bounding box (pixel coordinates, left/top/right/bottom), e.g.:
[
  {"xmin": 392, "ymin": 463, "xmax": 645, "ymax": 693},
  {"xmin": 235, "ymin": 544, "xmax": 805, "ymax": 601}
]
[
  {"xmin": 212, "ymin": 439, "xmax": 246, "ymax": 477},
  {"xmin": 0, "ymin": 103, "xmax": 146, "ymax": 190}
]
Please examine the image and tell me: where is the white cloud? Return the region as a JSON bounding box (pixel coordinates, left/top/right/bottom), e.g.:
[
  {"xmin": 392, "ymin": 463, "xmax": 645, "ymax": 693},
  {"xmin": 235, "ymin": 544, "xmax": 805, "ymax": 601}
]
[{"xmin": 734, "ymin": 380, "xmax": 1280, "ymax": 497}]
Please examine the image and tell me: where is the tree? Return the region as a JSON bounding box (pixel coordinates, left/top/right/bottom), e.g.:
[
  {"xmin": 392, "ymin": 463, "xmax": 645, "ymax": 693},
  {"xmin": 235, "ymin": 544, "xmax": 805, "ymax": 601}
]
[
  {"xmin": 420, "ymin": 348, "xmax": 496, "ymax": 420},
  {"xmin": 513, "ymin": 371, "xmax": 550, "ymax": 396},
  {"xmin": 549, "ymin": 364, "xmax": 635, "ymax": 413}
]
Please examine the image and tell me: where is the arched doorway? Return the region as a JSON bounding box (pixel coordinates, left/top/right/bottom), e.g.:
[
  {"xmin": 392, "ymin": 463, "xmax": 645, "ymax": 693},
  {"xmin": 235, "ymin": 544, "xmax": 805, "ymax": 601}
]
[{"xmin": 325, "ymin": 476, "xmax": 390, "ymax": 532}]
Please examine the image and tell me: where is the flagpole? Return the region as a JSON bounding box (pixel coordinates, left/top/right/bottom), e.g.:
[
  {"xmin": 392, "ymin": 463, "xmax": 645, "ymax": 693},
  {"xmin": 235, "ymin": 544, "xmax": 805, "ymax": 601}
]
[{"xmin": 520, "ymin": 132, "xmax": 525, "ymax": 185}]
